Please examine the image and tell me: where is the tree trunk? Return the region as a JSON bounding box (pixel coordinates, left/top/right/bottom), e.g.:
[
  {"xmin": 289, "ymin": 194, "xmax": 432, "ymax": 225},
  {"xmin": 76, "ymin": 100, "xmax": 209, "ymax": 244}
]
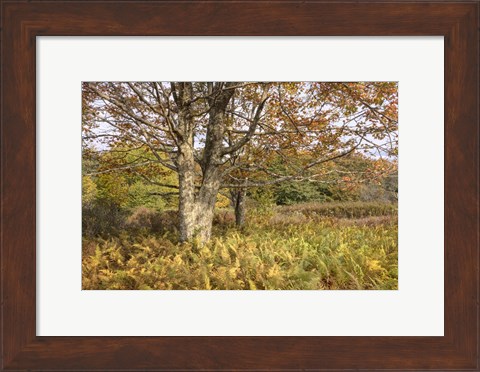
[
  {"xmin": 177, "ymin": 145, "xmax": 197, "ymax": 243},
  {"xmin": 193, "ymin": 167, "xmax": 222, "ymax": 244},
  {"xmin": 178, "ymin": 155, "xmax": 222, "ymax": 244},
  {"xmin": 178, "ymin": 177, "xmax": 196, "ymax": 242},
  {"xmin": 234, "ymin": 187, "xmax": 247, "ymax": 227},
  {"xmin": 174, "ymin": 83, "xmax": 199, "ymax": 243},
  {"xmin": 178, "ymin": 167, "xmax": 221, "ymax": 244},
  {"xmin": 177, "ymin": 83, "xmax": 236, "ymax": 244},
  {"xmin": 194, "ymin": 203, "xmax": 216, "ymax": 244},
  {"xmin": 189, "ymin": 85, "xmax": 235, "ymax": 244}
]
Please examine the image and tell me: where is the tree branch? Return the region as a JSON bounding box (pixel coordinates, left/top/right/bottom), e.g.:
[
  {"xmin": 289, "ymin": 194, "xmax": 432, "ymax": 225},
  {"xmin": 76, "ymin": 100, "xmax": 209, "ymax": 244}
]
[{"xmin": 221, "ymin": 94, "xmax": 269, "ymax": 156}]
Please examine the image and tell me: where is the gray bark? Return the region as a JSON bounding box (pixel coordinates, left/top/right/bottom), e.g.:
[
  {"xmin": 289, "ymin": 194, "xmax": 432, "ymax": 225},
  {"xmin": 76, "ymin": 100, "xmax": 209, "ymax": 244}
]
[
  {"xmin": 177, "ymin": 145, "xmax": 196, "ymax": 242},
  {"xmin": 174, "ymin": 83, "xmax": 198, "ymax": 243}
]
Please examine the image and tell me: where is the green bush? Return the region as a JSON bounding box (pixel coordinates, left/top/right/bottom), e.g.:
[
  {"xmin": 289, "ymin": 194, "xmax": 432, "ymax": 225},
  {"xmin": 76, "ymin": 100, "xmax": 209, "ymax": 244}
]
[
  {"xmin": 127, "ymin": 182, "xmax": 168, "ymax": 211},
  {"xmin": 274, "ymin": 181, "xmax": 333, "ymax": 205}
]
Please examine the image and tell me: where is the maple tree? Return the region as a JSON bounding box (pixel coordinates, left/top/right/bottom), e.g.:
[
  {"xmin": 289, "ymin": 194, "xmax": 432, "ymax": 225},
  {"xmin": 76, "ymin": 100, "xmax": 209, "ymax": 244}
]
[{"xmin": 82, "ymin": 82, "xmax": 398, "ymax": 243}]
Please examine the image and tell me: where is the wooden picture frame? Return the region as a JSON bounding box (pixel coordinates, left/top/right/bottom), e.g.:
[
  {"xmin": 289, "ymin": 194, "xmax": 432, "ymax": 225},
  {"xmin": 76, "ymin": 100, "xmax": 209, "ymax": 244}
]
[{"xmin": 1, "ymin": 1, "xmax": 478, "ymax": 370}]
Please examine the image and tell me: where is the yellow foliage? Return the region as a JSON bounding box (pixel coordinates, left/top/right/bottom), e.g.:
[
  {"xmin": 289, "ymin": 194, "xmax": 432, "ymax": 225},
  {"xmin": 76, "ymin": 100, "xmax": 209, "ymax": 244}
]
[
  {"xmin": 82, "ymin": 176, "xmax": 97, "ymax": 206},
  {"xmin": 82, "ymin": 207, "xmax": 398, "ymax": 290},
  {"xmin": 215, "ymin": 193, "xmax": 231, "ymax": 209}
]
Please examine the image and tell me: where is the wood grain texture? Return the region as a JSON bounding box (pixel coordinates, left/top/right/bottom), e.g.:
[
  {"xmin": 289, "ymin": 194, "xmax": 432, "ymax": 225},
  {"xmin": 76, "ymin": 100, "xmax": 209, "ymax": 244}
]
[{"xmin": 1, "ymin": 1, "xmax": 478, "ymax": 370}]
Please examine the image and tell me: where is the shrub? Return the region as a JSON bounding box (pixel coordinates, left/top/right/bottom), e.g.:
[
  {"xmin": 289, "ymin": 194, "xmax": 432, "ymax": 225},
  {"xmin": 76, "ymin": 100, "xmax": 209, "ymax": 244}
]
[
  {"xmin": 279, "ymin": 201, "xmax": 397, "ymax": 219},
  {"xmin": 125, "ymin": 207, "xmax": 179, "ymax": 235},
  {"xmin": 213, "ymin": 210, "xmax": 236, "ymax": 226},
  {"xmin": 274, "ymin": 181, "xmax": 332, "ymax": 205},
  {"xmin": 248, "ymin": 187, "xmax": 276, "ymax": 214},
  {"xmin": 215, "ymin": 193, "xmax": 231, "ymax": 209},
  {"xmin": 127, "ymin": 182, "xmax": 168, "ymax": 211},
  {"xmin": 125, "ymin": 207, "xmax": 160, "ymax": 231},
  {"xmin": 82, "ymin": 176, "xmax": 97, "ymax": 207},
  {"xmin": 82, "ymin": 200, "xmax": 127, "ymax": 237}
]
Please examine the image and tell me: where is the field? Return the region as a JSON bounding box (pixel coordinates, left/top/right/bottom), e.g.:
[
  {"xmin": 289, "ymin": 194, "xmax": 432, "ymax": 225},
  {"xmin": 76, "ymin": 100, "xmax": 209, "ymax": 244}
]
[{"xmin": 82, "ymin": 201, "xmax": 398, "ymax": 290}]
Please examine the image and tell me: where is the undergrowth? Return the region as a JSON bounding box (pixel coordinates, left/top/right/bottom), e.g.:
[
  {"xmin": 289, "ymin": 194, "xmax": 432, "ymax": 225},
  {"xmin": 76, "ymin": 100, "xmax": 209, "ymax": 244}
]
[{"xmin": 82, "ymin": 203, "xmax": 398, "ymax": 290}]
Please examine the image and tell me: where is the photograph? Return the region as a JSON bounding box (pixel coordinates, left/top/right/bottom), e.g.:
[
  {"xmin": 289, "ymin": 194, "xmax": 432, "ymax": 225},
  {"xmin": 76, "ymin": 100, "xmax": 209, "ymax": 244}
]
[{"xmin": 81, "ymin": 82, "xmax": 398, "ymax": 290}]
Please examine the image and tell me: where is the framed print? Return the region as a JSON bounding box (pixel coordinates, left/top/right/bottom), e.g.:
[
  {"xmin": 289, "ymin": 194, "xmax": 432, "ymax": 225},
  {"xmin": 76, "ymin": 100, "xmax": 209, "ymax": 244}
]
[
  {"xmin": 1, "ymin": 1, "xmax": 478, "ymax": 370},
  {"xmin": 37, "ymin": 37, "xmax": 441, "ymax": 338}
]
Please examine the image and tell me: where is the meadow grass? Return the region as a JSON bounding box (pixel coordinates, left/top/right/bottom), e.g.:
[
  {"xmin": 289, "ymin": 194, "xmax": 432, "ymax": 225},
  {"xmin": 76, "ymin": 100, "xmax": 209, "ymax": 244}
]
[{"xmin": 82, "ymin": 202, "xmax": 398, "ymax": 290}]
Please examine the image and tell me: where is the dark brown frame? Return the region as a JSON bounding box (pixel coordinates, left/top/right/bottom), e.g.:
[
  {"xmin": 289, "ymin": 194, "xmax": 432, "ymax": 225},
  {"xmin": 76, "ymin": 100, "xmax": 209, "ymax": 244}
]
[{"xmin": 1, "ymin": 1, "xmax": 478, "ymax": 370}]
